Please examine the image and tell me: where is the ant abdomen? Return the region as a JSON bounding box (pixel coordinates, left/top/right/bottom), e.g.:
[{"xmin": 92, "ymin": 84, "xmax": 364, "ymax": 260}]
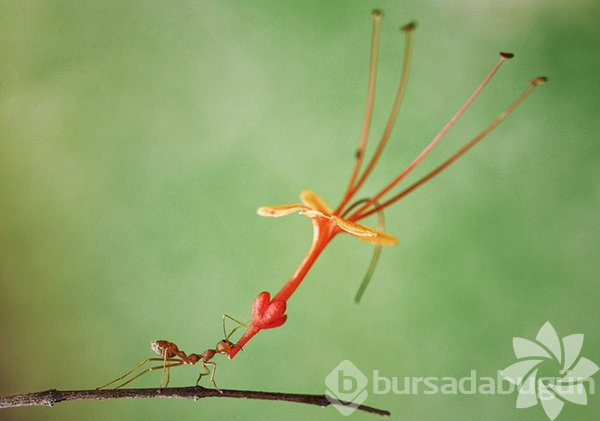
[{"xmin": 150, "ymin": 340, "xmax": 178, "ymax": 357}]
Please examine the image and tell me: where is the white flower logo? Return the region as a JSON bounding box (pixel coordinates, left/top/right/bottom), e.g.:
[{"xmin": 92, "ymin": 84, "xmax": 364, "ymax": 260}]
[{"xmin": 501, "ymin": 321, "xmax": 599, "ymax": 420}]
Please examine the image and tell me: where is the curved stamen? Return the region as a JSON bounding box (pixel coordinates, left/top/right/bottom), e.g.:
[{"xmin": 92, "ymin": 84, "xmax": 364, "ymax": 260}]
[
  {"xmin": 337, "ymin": 21, "xmax": 416, "ymax": 214},
  {"xmin": 349, "ymin": 52, "xmax": 514, "ymax": 220},
  {"xmin": 338, "ymin": 10, "xmax": 383, "ymax": 211},
  {"xmin": 346, "ymin": 199, "xmax": 386, "ymax": 303},
  {"xmin": 355, "ymin": 77, "xmax": 548, "ymax": 221}
]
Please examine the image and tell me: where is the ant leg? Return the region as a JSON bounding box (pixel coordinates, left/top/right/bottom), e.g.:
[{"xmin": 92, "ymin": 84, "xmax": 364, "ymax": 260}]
[
  {"xmin": 222, "ymin": 314, "xmax": 249, "ymax": 341},
  {"xmin": 204, "ymin": 361, "xmax": 220, "ymax": 393},
  {"xmin": 195, "ymin": 365, "xmax": 210, "ymax": 386},
  {"xmin": 115, "ymin": 361, "xmax": 183, "ymax": 389},
  {"xmin": 164, "ymin": 350, "xmax": 177, "ymax": 388},
  {"xmin": 97, "ymin": 358, "xmax": 168, "ymax": 389},
  {"xmin": 159, "ymin": 350, "xmax": 169, "ymax": 388},
  {"xmin": 166, "ymin": 365, "xmax": 172, "ymax": 388}
]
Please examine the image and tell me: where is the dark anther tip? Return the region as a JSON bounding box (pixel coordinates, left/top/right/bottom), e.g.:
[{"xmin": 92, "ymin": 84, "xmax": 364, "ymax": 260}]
[
  {"xmin": 401, "ymin": 21, "xmax": 417, "ymax": 32},
  {"xmin": 372, "ymin": 9, "xmax": 383, "ymax": 19}
]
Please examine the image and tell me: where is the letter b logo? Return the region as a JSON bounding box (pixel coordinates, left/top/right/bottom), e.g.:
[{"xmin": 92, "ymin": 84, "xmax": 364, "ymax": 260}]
[
  {"xmin": 339, "ymin": 371, "xmax": 358, "ymax": 393},
  {"xmin": 325, "ymin": 360, "xmax": 368, "ymax": 415}
]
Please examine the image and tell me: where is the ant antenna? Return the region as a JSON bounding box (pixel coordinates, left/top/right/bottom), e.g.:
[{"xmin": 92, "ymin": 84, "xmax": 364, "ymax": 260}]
[{"xmin": 222, "ymin": 314, "xmax": 249, "ymax": 341}]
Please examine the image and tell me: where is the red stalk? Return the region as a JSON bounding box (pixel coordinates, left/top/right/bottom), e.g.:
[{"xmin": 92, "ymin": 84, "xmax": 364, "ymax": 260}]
[
  {"xmin": 273, "ymin": 220, "xmax": 337, "ymax": 302},
  {"xmin": 228, "ymin": 219, "xmax": 339, "ymax": 359}
]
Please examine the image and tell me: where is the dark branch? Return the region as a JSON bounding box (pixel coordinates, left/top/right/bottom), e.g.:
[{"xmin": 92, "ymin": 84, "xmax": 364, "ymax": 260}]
[{"xmin": 0, "ymin": 386, "xmax": 390, "ymax": 417}]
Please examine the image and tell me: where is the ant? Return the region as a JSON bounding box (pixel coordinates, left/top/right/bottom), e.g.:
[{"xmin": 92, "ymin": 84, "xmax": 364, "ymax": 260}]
[{"xmin": 97, "ymin": 314, "xmax": 247, "ymax": 392}]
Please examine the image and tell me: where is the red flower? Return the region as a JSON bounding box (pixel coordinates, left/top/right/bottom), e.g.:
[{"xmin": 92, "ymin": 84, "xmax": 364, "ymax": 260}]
[{"xmin": 227, "ymin": 11, "xmax": 546, "ymax": 359}]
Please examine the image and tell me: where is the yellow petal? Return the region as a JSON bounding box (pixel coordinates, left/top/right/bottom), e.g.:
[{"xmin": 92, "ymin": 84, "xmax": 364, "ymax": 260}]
[
  {"xmin": 299, "ymin": 209, "xmax": 326, "ymax": 218},
  {"xmin": 332, "ymin": 215, "xmax": 399, "ymax": 246},
  {"xmin": 332, "ymin": 215, "xmax": 376, "ymax": 237},
  {"xmin": 300, "ymin": 190, "xmax": 333, "ymax": 215},
  {"xmin": 257, "ymin": 204, "xmax": 311, "ymax": 217},
  {"xmin": 356, "ymin": 229, "xmax": 399, "ymax": 246}
]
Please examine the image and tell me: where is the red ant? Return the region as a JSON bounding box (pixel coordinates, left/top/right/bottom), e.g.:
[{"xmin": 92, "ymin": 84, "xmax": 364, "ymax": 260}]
[{"xmin": 97, "ymin": 315, "xmax": 246, "ymax": 391}]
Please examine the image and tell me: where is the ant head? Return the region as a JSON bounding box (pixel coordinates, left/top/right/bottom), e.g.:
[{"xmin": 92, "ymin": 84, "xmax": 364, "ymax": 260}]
[{"xmin": 216, "ymin": 339, "xmax": 234, "ymax": 354}]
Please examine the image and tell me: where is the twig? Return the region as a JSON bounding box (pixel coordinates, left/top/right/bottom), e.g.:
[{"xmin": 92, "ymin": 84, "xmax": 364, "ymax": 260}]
[{"xmin": 0, "ymin": 386, "xmax": 390, "ymax": 417}]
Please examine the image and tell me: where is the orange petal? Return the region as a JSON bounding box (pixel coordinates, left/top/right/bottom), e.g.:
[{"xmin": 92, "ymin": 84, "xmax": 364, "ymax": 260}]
[
  {"xmin": 257, "ymin": 204, "xmax": 311, "ymax": 217},
  {"xmin": 300, "ymin": 190, "xmax": 333, "ymax": 215},
  {"xmin": 332, "ymin": 215, "xmax": 399, "ymax": 246}
]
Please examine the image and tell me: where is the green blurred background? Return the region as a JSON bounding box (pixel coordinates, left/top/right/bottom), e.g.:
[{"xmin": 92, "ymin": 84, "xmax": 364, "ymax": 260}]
[{"xmin": 1, "ymin": 0, "xmax": 599, "ymax": 420}]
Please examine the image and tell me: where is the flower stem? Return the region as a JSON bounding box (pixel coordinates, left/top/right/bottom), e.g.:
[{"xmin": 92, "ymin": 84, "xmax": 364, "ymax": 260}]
[
  {"xmin": 228, "ymin": 219, "xmax": 338, "ymax": 359},
  {"xmin": 273, "ymin": 220, "xmax": 336, "ymax": 302}
]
